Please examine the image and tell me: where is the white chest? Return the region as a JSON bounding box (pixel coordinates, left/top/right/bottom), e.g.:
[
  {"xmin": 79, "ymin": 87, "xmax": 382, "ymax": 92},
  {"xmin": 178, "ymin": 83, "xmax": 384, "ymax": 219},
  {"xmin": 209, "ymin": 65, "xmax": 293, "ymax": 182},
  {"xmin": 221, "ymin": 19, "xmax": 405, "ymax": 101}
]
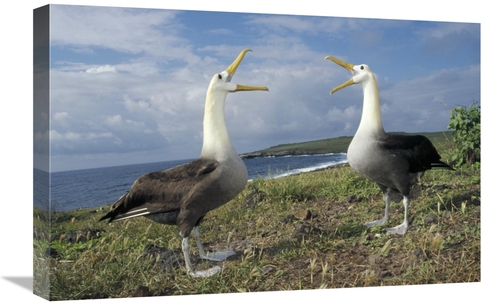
[
  {"xmin": 217, "ymin": 156, "xmax": 248, "ymax": 199},
  {"xmin": 347, "ymin": 134, "xmax": 379, "ymax": 173}
]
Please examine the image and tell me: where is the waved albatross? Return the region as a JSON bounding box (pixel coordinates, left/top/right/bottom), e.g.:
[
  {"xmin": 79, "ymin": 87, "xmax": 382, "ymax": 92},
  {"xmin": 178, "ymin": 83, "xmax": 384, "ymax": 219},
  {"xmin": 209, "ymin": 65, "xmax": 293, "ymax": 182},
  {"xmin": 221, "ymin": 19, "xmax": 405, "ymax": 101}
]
[
  {"xmin": 325, "ymin": 55, "xmax": 452, "ymax": 235},
  {"xmin": 100, "ymin": 49, "xmax": 268, "ymax": 277}
]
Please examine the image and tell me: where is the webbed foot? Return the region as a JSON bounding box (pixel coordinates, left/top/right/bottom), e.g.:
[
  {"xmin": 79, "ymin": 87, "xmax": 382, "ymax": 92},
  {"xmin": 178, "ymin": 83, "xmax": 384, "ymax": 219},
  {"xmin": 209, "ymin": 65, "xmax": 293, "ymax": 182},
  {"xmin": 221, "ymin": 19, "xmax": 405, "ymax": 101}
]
[
  {"xmin": 201, "ymin": 250, "xmax": 236, "ymax": 262},
  {"xmin": 189, "ymin": 266, "xmax": 222, "ymax": 277},
  {"xmin": 364, "ymin": 218, "xmax": 387, "ymax": 228},
  {"xmin": 385, "ymin": 223, "xmax": 408, "ymax": 235}
]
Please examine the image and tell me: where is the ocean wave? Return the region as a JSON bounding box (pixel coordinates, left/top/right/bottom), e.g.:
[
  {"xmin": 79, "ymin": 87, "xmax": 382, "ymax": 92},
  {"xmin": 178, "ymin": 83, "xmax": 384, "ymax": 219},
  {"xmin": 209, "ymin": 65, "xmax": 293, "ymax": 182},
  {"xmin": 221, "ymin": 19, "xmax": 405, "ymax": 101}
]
[
  {"xmin": 248, "ymin": 159, "xmax": 348, "ymax": 181},
  {"xmin": 267, "ymin": 152, "xmax": 347, "ymax": 159}
]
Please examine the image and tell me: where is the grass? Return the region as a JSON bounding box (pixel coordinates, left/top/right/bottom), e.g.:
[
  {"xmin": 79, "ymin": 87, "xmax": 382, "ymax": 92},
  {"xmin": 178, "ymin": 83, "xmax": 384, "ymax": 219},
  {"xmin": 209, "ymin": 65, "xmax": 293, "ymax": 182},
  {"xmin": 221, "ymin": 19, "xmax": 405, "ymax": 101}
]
[{"xmin": 33, "ymin": 152, "xmax": 480, "ymax": 300}]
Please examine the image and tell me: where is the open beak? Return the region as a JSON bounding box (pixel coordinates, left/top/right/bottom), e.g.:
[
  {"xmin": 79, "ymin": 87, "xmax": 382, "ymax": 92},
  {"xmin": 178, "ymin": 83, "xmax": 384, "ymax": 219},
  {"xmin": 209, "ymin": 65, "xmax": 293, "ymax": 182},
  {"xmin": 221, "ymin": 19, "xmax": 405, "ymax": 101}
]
[
  {"xmin": 226, "ymin": 49, "xmax": 269, "ymax": 92},
  {"xmin": 325, "ymin": 55, "xmax": 355, "ymax": 95}
]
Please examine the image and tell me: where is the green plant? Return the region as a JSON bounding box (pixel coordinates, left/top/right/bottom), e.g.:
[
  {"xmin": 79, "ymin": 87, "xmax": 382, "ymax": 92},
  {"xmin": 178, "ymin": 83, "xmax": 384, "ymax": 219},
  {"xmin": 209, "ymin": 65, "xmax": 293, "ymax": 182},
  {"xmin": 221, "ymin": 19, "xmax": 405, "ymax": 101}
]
[{"xmin": 447, "ymin": 101, "xmax": 480, "ymax": 167}]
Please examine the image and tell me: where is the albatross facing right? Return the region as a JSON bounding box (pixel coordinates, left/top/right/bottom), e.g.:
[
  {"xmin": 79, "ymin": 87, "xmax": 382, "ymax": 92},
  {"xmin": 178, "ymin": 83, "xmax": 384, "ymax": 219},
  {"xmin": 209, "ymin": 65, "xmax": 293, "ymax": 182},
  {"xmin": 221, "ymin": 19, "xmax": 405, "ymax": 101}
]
[
  {"xmin": 325, "ymin": 55, "xmax": 452, "ymax": 235},
  {"xmin": 100, "ymin": 49, "xmax": 268, "ymax": 277}
]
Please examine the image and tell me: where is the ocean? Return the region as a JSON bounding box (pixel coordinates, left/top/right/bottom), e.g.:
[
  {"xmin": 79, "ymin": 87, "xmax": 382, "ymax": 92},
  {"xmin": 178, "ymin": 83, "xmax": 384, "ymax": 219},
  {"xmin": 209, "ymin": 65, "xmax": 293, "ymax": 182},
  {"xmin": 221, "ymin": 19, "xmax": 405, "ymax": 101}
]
[{"xmin": 35, "ymin": 153, "xmax": 347, "ymax": 212}]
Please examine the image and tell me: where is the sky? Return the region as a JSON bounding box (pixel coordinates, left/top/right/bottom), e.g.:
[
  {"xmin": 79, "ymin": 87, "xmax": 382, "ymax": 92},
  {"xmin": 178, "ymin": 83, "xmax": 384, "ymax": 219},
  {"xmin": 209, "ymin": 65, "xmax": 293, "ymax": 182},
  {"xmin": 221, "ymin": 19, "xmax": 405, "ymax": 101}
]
[{"xmin": 36, "ymin": 4, "xmax": 480, "ymax": 172}]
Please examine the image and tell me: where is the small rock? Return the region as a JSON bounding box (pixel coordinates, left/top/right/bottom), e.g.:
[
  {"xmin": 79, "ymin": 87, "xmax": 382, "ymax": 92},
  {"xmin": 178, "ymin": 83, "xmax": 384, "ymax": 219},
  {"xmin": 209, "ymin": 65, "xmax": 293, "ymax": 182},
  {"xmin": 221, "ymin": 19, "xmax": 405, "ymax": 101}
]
[
  {"xmin": 260, "ymin": 265, "xmax": 275, "ymax": 275},
  {"xmin": 368, "ymin": 254, "xmax": 381, "ymax": 265},
  {"xmin": 292, "ymin": 224, "xmax": 307, "ymax": 238},
  {"xmin": 298, "ymin": 209, "xmax": 312, "ymax": 220},
  {"xmin": 424, "ymin": 214, "xmax": 438, "ymax": 224},
  {"xmin": 345, "ymin": 195, "xmax": 361, "ymax": 203},
  {"xmin": 408, "ymin": 248, "xmax": 424, "ymax": 267},
  {"xmin": 280, "ymin": 214, "xmax": 297, "ymax": 224},
  {"xmin": 292, "ymin": 224, "xmax": 321, "ymax": 238},
  {"xmin": 133, "ymin": 286, "xmax": 151, "ymax": 297},
  {"xmin": 380, "ymin": 270, "xmax": 392, "ymax": 278}
]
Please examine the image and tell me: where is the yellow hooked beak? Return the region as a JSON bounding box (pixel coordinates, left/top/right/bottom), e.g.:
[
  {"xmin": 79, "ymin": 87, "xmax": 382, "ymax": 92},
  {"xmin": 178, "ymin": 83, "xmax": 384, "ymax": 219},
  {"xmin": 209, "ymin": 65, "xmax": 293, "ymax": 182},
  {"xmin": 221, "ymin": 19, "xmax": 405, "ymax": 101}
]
[
  {"xmin": 226, "ymin": 49, "xmax": 269, "ymax": 92},
  {"xmin": 325, "ymin": 55, "xmax": 355, "ymax": 95}
]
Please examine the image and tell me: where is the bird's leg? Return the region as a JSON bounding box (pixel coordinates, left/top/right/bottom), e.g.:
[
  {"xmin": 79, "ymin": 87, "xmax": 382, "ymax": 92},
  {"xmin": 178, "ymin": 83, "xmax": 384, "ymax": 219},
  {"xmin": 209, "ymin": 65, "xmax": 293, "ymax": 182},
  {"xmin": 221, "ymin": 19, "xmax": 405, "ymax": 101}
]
[
  {"xmin": 364, "ymin": 192, "xmax": 390, "ymax": 227},
  {"xmin": 181, "ymin": 237, "xmax": 221, "ymax": 277},
  {"xmin": 194, "ymin": 226, "xmax": 235, "ymax": 262},
  {"xmin": 386, "ymin": 195, "xmax": 410, "ymax": 235}
]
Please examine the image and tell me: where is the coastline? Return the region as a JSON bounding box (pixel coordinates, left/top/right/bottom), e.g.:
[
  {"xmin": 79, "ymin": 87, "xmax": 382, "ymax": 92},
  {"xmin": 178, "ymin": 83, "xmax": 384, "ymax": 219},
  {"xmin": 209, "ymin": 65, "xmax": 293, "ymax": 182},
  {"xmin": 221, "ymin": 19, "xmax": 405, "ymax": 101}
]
[
  {"xmin": 240, "ymin": 150, "xmax": 342, "ymax": 159},
  {"xmin": 250, "ymin": 159, "xmax": 349, "ymax": 181},
  {"xmin": 240, "ymin": 131, "xmax": 451, "ymax": 159}
]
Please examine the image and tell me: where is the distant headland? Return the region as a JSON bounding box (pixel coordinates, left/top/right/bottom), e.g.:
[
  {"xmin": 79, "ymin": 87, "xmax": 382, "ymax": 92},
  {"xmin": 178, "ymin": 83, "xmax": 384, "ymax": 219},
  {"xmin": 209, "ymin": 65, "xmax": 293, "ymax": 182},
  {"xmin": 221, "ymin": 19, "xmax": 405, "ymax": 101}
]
[{"xmin": 240, "ymin": 131, "xmax": 452, "ymax": 159}]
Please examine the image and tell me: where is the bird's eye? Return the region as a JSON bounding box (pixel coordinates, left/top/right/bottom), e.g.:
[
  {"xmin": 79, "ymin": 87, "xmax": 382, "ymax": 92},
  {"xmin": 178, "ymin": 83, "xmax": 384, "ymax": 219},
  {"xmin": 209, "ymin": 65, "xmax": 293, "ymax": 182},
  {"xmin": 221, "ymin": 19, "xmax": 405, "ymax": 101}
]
[
  {"xmin": 360, "ymin": 66, "xmax": 364, "ymax": 70},
  {"xmin": 218, "ymin": 74, "xmax": 222, "ymax": 79}
]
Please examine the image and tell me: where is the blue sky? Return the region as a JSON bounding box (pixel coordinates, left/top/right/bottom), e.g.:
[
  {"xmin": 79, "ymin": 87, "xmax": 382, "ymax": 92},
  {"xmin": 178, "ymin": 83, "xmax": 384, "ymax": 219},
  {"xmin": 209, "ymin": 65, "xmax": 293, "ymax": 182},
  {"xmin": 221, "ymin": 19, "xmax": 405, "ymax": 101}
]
[{"xmin": 41, "ymin": 4, "xmax": 480, "ymax": 172}]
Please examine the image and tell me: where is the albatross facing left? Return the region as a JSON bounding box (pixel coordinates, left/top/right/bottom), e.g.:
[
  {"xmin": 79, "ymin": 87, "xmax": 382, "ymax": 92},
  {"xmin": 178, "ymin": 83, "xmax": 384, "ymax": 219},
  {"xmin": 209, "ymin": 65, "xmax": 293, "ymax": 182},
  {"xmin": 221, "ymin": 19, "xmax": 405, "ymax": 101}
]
[
  {"xmin": 325, "ymin": 55, "xmax": 452, "ymax": 235},
  {"xmin": 100, "ymin": 49, "xmax": 268, "ymax": 277}
]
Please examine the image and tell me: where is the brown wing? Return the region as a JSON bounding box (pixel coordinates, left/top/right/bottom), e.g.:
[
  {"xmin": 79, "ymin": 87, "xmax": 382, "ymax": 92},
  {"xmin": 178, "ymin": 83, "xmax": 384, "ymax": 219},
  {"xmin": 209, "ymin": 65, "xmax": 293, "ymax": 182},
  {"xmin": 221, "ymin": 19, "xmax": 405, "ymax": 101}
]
[{"xmin": 99, "ymin": 158, "xmax": 220, "ymax": 222}]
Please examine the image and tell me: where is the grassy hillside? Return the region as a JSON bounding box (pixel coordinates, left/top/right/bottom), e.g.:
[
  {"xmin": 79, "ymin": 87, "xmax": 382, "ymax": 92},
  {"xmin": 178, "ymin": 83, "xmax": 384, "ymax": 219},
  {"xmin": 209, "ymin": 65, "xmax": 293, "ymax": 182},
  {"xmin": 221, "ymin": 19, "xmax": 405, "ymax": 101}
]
[
  {"xmin": 241, "ymin": 131, "xmax": 453, "ymax": 158},
  {"xmin": 34, "ymin": 155, "xmax": 480, "ymax": 300}
]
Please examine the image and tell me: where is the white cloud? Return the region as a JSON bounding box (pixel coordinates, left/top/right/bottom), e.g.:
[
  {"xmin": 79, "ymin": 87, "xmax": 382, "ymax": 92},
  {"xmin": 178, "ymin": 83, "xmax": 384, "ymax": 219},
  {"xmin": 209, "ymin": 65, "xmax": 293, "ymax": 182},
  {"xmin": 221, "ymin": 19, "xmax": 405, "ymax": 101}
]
[
  {"xmin": 246, "ymin": 15, "xmax": 319, "ymax": 34},
  {"xmin": 419, "ymin": 22, "xmax": 478, "ymax": 40},
  {"xmin": 50, "ymin": 130, "xmax": 81, "ymax": 142},
  {"xmin": 245, "ymin": 14, "xmax": 375, "ymax": 37},
  {"xmin": 123, "ymin": 95, "xmax": 152, "ymax": 113},
  {"xmin": 378, "ymin": 65, "xmax": 479, "ymax": 132},
  {"xmin": 105, "ymin": 114, "xmax": 123, "ymax": 126},
  {"xmin": 115, "ymin": 60, "xmax": 160, "ymax": 77},
  {"xmin": 343, "ymin": 122, "xmax": 353, "ymax": 132},
  {"xmin": 125, "ymin": 119, "xmax": 145, "ymax": 127},
  {"xmin": 326, "ymin": 105, "xmax": 360, "ymax": 123},
  {"xmin": 53, "ymin": 112, "xmax": 71, "ymax": 121},
  {"xmin": 208, "ymin": 28, "xmax": 232, "ymax": 35},
  {"xmin": 86, "ymin": 65, "xmax": 117, "ymax": 74},
  {"xmin": 326, "ymin": 108, "xmax": 343, "ymax": 122},
  {"xmin": 51, "ymin": 6, "xmax": 180, "ymax": 54},
  {"xmin": 49, "ymin": 5, "xmax": 207, "ymax": 70},
  {"xmin": 87, "ymin": 132, "xmax": 114, "ymax": 140},
  {"xmin": 50, "ymin": 130, "xmax": 116, "ymax": 142}
]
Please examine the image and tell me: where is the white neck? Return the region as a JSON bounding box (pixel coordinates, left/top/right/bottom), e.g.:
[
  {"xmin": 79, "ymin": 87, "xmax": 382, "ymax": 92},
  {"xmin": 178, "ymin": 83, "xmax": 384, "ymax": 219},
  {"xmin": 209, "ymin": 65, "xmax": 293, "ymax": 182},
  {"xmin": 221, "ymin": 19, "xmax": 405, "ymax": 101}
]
[
  {"xmin": 200, "ymin": 90, "xmax": 238, "ymax": 160},
  {"xmin": 356, "ymin": 74, "xmax": 385, "ymax": 136}
]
